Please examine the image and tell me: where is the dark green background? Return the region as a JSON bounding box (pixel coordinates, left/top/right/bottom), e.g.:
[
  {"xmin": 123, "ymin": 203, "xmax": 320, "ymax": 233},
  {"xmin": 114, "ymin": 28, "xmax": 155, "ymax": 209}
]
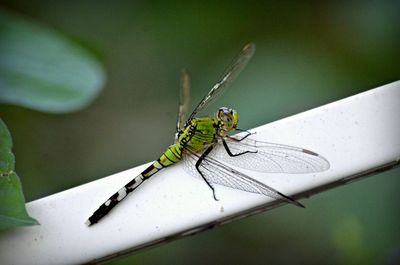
[{"xmin": 1, "ymin": 1, "xmax": 399, "ymax": 264}]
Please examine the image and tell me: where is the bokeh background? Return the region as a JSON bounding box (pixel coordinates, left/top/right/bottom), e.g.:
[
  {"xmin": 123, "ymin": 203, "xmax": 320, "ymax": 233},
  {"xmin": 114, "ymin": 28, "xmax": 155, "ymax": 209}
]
[{"xmin": 1, "ymin": 1, "xmax": 399, "ymax": 264}]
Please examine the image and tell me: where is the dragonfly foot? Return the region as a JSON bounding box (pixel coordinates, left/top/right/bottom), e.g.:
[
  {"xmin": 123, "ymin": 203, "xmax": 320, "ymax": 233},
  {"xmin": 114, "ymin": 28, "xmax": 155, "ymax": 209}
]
[{"xmin": 212, "ymin": 191, "xmax": 220, "ymax": 201}]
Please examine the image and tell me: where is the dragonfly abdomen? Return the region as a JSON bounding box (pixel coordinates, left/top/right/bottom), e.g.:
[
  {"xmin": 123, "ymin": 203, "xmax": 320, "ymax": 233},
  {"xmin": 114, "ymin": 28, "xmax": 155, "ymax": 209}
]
[
  {"xmin": 86, "ymin": 144, "xmax": 183, "ymax": 226},
  {"xmin": 85, "ymin": 173, "xmax": 145, "ymax": 226},
  {"xmin": 156, "ymin": 143, "xmax": 182, "ymax": 168}
]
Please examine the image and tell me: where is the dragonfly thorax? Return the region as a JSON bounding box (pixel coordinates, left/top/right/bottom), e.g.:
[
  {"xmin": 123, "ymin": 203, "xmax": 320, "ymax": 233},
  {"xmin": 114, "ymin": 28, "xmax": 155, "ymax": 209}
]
[{"xmin": 215, "ymin": 107, "xmax": 238, "ymax": 137}]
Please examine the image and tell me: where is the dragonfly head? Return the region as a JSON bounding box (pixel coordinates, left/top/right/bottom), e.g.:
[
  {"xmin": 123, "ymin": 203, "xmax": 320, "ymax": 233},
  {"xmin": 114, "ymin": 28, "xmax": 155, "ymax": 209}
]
[{"xmin": 216, "ymin": 107, "xmax": 239, "ymax": 135}]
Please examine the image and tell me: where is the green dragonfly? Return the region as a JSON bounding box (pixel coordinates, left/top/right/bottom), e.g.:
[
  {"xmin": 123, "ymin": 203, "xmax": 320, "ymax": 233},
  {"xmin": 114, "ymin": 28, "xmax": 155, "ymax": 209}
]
[{"xmin": 86, "ymin": 43, "xmax": 329, "ymax": 226}]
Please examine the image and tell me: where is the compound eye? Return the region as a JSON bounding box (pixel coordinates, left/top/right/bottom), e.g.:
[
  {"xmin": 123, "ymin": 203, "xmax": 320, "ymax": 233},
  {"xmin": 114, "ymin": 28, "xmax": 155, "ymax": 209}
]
[
  {"xmin": 218, "ymin": 109, "xmax": 224, "ymax": 118},
  {"xmin": 219, "ymin": 107, "xmax": 229, "ymax": 114}
]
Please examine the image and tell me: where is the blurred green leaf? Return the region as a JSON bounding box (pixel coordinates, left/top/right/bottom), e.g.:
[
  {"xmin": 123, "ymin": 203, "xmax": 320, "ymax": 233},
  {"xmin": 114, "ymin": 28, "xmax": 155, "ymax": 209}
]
[
  {"xmin": 0, "ymin": 119, "xmax": 38, "ymax": 230},
  {"xmin": 0, "ymin": 11, "xmax": 105, "ymax": 113}
]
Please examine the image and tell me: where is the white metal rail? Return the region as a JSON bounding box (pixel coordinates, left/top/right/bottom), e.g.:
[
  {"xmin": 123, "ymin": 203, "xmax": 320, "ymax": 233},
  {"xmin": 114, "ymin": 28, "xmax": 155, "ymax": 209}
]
[{"xmin": 0, "ymin": 81, "xmax": 399, "ymax": 265}]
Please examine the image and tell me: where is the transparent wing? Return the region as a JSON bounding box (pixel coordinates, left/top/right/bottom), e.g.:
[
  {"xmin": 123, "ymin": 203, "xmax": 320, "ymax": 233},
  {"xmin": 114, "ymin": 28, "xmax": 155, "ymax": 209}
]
[
  {"xmin": 211, "ymin": 136, "xmax": 330, "ymax": 173},
  {"xmin": 186, "ymin": 43, "xmax": 256, "ymax": 123},
  {"xmin": 176, "ymin": 68, "xmax": 190, "ymax": 136},
  {"xmin": 183, "ymin": 149, "xmax": 301, "ymax": 205}
]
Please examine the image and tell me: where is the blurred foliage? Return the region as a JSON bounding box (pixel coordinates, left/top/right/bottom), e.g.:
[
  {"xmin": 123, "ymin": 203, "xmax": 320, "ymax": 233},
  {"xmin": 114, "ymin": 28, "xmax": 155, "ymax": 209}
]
[
  {"xmin": 0, "ymin": 10, "xmax": 104, "ymax": 230},
  {"xmin": 0, "ymin": 1, "xmax": 399, "ymax": 264},
  {"xmin": 0, "ymin": 119, "xmax": 38, "ymax": 230},
  {"xmin": 0, "ymin": 11, "xmax": 105, "ymax": 113}
]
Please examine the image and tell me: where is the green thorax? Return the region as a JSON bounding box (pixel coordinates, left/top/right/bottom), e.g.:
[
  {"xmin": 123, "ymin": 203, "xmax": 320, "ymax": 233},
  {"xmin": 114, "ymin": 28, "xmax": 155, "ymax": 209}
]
[
  {"xmin": 155, "ymin": 117, "xmax": 218, "ymax": 169},
  {"xmin": 178, "ymin": 117, "xmax": 219, "ymax": 152},
  {"xmin": 157, "ymin": 107, "xmax": 238, "ymax": 169}
]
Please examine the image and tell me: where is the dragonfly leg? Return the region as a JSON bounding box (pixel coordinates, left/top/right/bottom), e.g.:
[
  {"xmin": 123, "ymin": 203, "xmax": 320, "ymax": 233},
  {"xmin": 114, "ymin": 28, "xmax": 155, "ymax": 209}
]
[
  {"xmin": 222, "ymin": 139, "xmax": 257, "ymax": 157},
  {"xmin": 230, "ymin": 128, "xmax": 255, "ymax": 141},
  {"xmin": 195, "ymin": 145, "xmax": 219, "ymax": 201}
]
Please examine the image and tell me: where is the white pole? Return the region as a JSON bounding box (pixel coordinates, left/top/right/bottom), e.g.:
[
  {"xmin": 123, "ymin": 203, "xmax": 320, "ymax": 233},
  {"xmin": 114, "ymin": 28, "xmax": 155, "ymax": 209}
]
[{"xmin": 0, "ymin": 81, "xmax": 399, "ymax": 265}]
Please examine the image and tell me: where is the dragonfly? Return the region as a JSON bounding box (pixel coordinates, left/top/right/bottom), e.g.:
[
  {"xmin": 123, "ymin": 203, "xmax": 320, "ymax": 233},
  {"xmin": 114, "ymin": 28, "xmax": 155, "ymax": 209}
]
[{"xmin": 86, "ymin": 43, "xmax": 330, "ymax": 226}]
